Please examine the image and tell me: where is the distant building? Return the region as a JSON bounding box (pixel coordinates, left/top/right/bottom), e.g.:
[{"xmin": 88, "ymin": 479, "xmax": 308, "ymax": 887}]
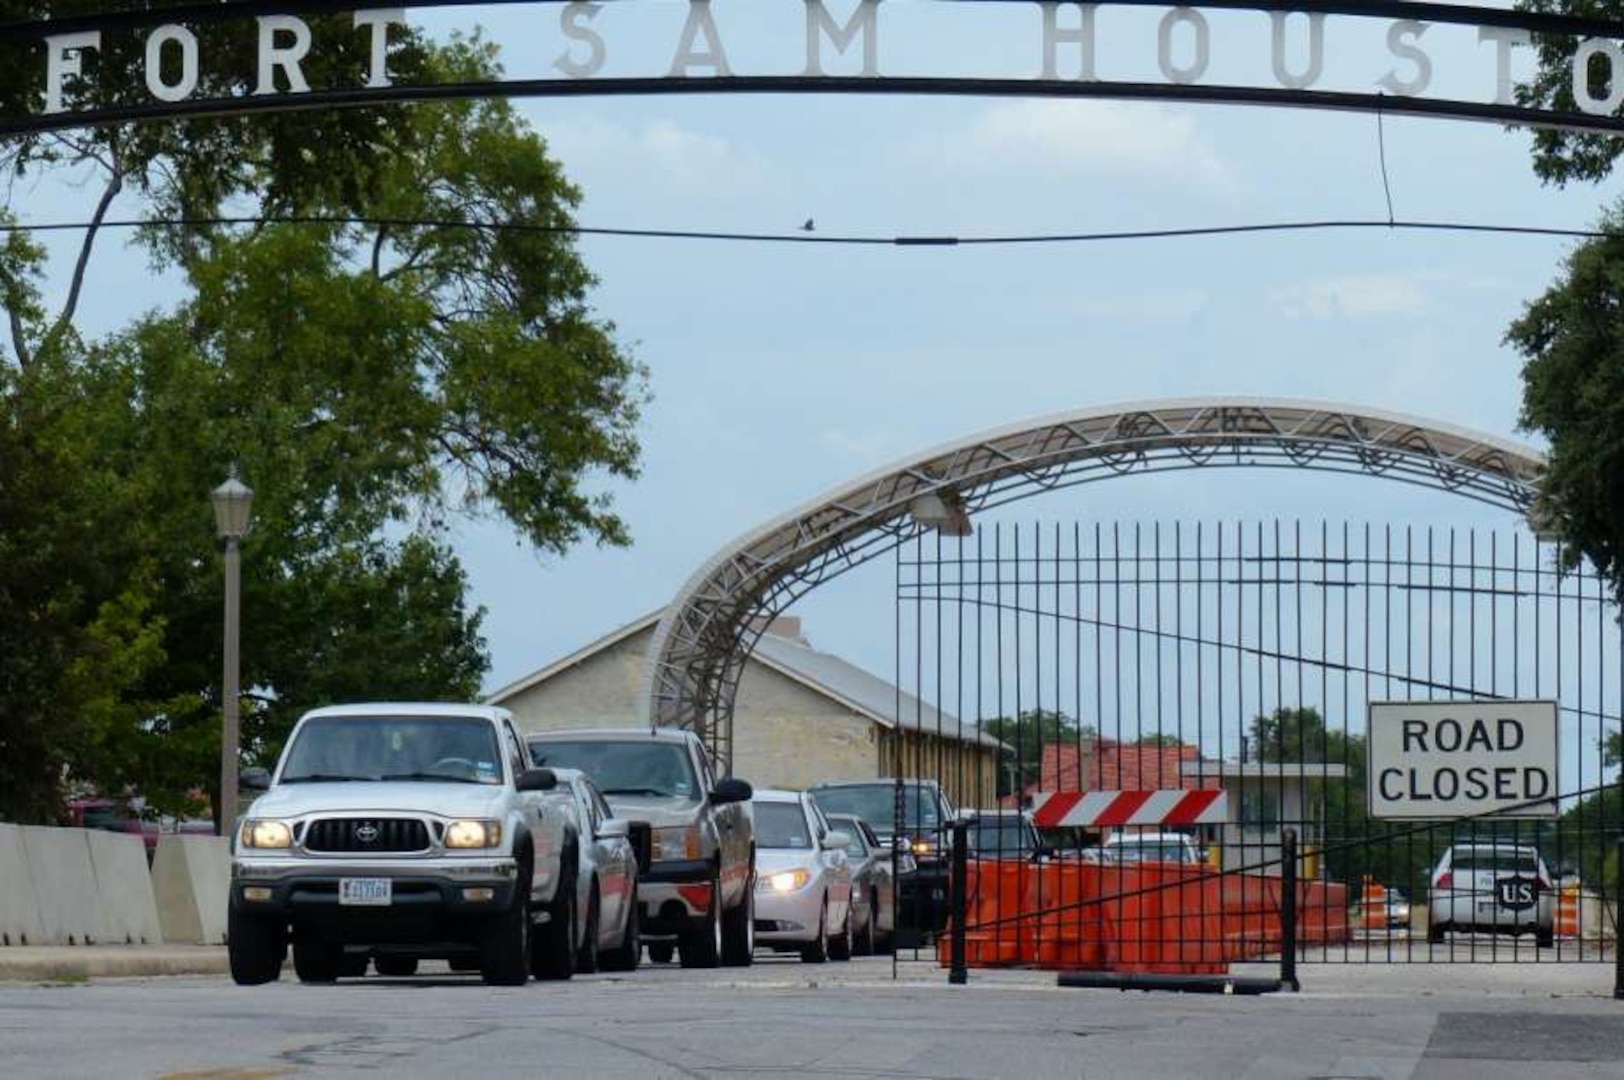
[{"xmin": 486, "ymin": 612, "xmax": 1001, "ymax": 806}]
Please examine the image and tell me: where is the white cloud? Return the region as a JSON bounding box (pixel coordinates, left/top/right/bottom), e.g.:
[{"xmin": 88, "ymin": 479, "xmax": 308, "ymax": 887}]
[
  {"xmin": 1267, "ymin": 273, "xmax": 1435, "ymax": 319},
  {"xmin": 538, "ymin": 117, "xmax": 771, "ymax": 198},
  {"xmin": 912, "ymin": 101, "xmax": 1232, "ymax": 190}
]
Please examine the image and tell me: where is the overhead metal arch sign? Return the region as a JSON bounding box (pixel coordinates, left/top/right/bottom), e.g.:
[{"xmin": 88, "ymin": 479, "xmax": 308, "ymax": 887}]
[{"xmin": 8, "ymin": 0, "xmax": 1624, "ymax": 138}]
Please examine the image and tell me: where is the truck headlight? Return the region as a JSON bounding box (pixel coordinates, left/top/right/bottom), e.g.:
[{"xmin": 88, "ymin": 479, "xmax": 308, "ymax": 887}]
[
  {"xmin": 445, "ymin": 820, "xmax": 502, "ymax": 849},
  {"xmin": 652, "ymin": 825, "xmax": 702, "ymax": 861},
  {"xmin": 241, "ymin": 819, "xmax": 292, "ymax": 849}
]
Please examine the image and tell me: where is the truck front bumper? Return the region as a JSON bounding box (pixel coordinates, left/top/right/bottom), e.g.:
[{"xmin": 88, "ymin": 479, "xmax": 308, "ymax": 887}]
[{"xmin": 232, "ymin": 858, "xmax": 521, "ymax": 946}]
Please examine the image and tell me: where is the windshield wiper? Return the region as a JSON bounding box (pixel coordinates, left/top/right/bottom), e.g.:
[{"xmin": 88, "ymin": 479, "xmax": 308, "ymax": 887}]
[
  {"xmin": 281, "ymin": 773, "xmax": 378, "ymax": 783},
  {"xmin": 601, "ymin": 787, "xmax": 673, "ymax": 797},
  {"xmin": 381, "ymin": 771, "xmax": 485, "ymax": 784}
]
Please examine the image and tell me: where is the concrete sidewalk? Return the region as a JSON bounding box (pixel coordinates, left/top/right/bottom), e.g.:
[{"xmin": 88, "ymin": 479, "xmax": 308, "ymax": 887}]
[{"xmin": 0, "ymin": 945, "xmax": 227, "ymax": 981}]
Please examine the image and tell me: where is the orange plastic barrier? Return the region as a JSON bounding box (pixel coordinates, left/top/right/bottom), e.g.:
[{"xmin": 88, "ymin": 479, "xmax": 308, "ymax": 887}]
[
  {"xmin": 1556, "ymin": 883, "xmax": 1581, "ymax": 939},
  {"xmin": 941, "ymin": 859, "xmax": 1351, "ymax": 974}
]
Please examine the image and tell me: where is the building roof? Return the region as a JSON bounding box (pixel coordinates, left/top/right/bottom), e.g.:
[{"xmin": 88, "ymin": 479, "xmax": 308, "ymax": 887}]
[
  {"xmin": 486, "ymin": 610, "xmax": 1000, "ymax": 750},
  {"xmin": 1030, "ymin": 740, "xmax": 1220, "ymax": 795}
]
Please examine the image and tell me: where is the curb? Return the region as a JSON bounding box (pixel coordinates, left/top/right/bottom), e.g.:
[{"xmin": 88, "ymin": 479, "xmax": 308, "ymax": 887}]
[{"xmin": 0, "ymin": 947, "xmax": 229, "ymax": 982}]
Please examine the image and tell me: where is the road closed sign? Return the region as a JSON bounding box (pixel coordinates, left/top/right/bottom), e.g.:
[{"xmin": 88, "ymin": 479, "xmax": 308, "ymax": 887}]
[{"xmin": 1368, "ymin": 700, "xmax": 1558, "ymax": 820}]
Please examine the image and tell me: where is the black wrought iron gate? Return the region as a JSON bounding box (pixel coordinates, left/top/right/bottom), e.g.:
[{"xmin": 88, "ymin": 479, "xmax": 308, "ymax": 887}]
[{"xmin": 887, "ymin": 520, "xmax": 1622, "ymax": 969}]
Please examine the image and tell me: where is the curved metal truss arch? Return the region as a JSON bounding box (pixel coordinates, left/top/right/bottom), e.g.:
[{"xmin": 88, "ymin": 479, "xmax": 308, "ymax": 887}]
[{"xmin": 641, "ymin": 397, "xmax": 1546, "ymax": 773}]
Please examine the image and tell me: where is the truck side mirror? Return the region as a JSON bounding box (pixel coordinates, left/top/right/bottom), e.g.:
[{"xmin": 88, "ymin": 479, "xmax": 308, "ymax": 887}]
[
  {"xmin": 517, "ymin": 768, "xmax": 558, "ymax": 792},
  {"xmin": 710, "ymin": 778, "xmax": 753, "ymax": 805}
]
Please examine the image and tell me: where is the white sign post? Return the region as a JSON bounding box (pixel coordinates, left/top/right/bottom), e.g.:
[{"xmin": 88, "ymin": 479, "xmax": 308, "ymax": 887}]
[{"xmin": 1368, "ymin": 700, "xmax": 1558, "ymax": 820}]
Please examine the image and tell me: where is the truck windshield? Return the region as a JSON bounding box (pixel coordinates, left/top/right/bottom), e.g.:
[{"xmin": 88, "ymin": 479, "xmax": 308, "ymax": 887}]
[
  {"xmin": 280, "ymin": 716, "xmax": 503, "ymax": 785},
  {"xmin": 812, "ymin": 784, "xmax": 940, "ymax": 835},
  {"xmin": 528, "ymin": 740, "xmax": 698, "ymax": 801}
]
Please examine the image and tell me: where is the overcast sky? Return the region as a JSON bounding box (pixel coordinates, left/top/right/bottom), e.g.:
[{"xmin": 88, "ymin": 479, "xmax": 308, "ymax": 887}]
[{"xmin": 20, "ymin": 1, "xmax": 1624, "ymax": 711}]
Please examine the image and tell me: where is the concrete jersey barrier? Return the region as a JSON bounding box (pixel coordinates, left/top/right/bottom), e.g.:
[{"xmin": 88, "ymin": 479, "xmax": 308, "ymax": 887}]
[
  {"xmin": 151, "ymin": 834, "xmax": 231, "ymax": 945},
  {"xmin": 85, "ymin": 830, "xmax": 164, "ymax": 945},
  {"xmin": 21, "ymin": 827, "xmax": 112, "ymax": 945},
  {"xmin": 0, "ymin": 825, "xmax": 47, "ymax": 947}
]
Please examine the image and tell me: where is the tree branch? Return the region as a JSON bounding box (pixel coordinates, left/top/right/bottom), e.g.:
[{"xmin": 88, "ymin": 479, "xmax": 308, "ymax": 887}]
[
  {"xmin": 47, "ymin": 163, "xmax": 123, "ymax": 347},
  {"xmin": 6, "ymin": 301, "xmax": 31, "ymax": 371}
]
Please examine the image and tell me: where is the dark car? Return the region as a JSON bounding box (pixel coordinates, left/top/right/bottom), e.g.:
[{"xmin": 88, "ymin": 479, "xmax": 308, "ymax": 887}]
[{"xmin": 808, "ymin": 779, "xmax": 956, "ymax": 943}]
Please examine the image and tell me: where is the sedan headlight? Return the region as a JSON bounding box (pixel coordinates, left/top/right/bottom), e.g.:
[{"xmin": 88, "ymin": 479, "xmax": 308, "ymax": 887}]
[
  {"xmin": 652, "ymin": 825, "xmax": 702, "ymax": 862},
  {"xmin": 445, "ymin": 819, "xmax": 502, "ymax": 850},
  {"xmin": 758, "ymin": 869, "xmax": 812, "ymax": 893},
  {"xmin": 241, "ymin": 819, "xmax": 292, "ymax": 849},
  {"xmin": 911, "ymin": 838, "xmax": 935, "ymax": 857}
]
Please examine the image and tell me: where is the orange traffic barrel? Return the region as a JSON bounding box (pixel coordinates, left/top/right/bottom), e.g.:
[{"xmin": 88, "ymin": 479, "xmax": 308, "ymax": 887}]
[{"xmin": 1556, "ymin": 882, "xmax": 1581, "ymax": 939}]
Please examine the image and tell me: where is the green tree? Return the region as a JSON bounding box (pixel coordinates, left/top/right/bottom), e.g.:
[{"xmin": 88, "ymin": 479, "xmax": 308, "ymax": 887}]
[
  {"xmin": 979, "ymin": 710, "xmax": 1094, "ymax": 797},
  {"xmin": 1506, "ymin": 213, "xmax": 1624, "ymax": 594},
  {"xmin": 0, "ymin": 35, "xmax": 645, "ymax": 821},
  {"xmin": 1512, "ymin": 1, "xmax": 1624, "ymax": 185},
  {"xmin": 1249, "ymin": 706, "xmax": 1330, "ymax": 762}
]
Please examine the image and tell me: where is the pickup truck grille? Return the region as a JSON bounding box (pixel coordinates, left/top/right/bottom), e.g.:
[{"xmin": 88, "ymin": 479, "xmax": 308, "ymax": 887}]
[{"xmin": 303, "ymin": 817, "xmax": 430, "ymax": 853}]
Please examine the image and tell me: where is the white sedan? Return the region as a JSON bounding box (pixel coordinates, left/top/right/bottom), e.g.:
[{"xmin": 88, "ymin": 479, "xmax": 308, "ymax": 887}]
[{"xmin": 752, "ymin": 790, "xmax": 853, "ymax": 963}]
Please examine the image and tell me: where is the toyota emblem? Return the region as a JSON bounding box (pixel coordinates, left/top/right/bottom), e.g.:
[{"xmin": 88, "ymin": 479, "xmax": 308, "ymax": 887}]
[{"xmin": 354, "ymin": 823, "xmax": 380, "ymax": 844}]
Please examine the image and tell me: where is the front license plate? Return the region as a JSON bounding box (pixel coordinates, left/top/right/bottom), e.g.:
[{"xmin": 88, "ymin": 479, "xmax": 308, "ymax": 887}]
[{"xmin": 339, "ymin": 878, "xmax": 392, "ymax": 906}]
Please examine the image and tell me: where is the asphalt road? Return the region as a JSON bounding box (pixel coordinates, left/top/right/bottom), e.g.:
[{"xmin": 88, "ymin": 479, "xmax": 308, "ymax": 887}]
[{"xmin": 1, "ymin": 954, "xmax": 1620, "ymax": 1079}]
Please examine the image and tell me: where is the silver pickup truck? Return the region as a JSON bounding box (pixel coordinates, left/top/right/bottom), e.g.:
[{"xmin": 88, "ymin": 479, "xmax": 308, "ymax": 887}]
[
  {"xmin": 527, "ymin": 728, "xmax": 755, "ymax": 967},
  {"xmin": 229, "ymin": 703, "xmax": 577, "ymax": 986}
]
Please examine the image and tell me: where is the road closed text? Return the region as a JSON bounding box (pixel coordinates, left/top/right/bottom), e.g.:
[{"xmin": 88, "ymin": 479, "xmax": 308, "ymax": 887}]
[{"xmin": 1368, "ymin": 701, "xmax": 1558, "ymax": 820}]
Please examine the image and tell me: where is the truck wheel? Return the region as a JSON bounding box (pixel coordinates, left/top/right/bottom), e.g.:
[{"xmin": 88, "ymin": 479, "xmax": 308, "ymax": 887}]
[
  {"xmin": 800, "ymin": 898, "xmax": 829, "ymax": 964},
  {"xmin": 482, "ymin": 875, "xmax": 533, "ymax": 986},
  {"xmin": 293, "ymin": 937, "xmax": 344, "ymax": 983},
  {"xmin": 829, "ymin": 900, "xmax": 853, "ymax": 962},
  {"xmin": 576, "ymin": 884, "xmax": 601, "ymax": 975},
  {"xmin": 679, "ymin": 876, "xmax": 723, "ymax": 968},
  {"xmin": 375, "ymin": 956, "xmax": 418, "ymax": 977},
  {"xmin": 600, "ymin": 889, "xmax": 641, "ymax": 973},
  {"xmin": 648, "ymin": 942, "xmax": 675, "ymax": 964},
  {"xmin": 530, "ymin": 870, "xmax": 576, "ymax": 981},
  {"xmin": 721, "ymin": 877, "xmax": 755, "ymax": 967},
  {"xmin": 227, "ymin": 906, "xmax": 285, "ymax": 986}
]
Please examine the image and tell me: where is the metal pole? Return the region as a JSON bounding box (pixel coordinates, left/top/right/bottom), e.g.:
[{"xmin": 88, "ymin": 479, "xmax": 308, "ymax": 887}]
[
  {"xmin": 1614, "ymin": 838, "xmax": 1623, "ymax": 1001},
  {"xmin": 1281, "ymin": 826, "xmax": 1300, "ymax": 992},
  {"xmin": 220, "ymin": 535, "xmax": 241, "ymax": 842},
  {"xmin": 949, "ymin": 817, "xmax": 969, "ymax": 985}
]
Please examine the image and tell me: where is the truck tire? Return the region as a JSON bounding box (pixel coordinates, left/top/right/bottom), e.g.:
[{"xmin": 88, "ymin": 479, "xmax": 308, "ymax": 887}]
[
  {"xmin": 721, "ymin": 876, "xmax": 755, "ymax": 967},
  {"xmin": 648, "ymin": 942, "xmax": 675, "ymax": 964},
  {"xmin": 227, "ymin": 906, "xmax": 285, "ymax": 986},
  {"xmin": 293, "ymin": 937, "xmax": 343, "ymax": 983},
  {"xmin": 679, "ymin": 876, "xmax": 723, "ymax": 969},
  {"xmin": 530, "ymin": 868, "xmax": 577, "ymax": 981},
  {"xmin": 600, "ymin": 887, "xmax": 642, "ymax": 972},
  {"xmin": 800, "ymin": 898, "xmax": 829, "ymax": 964},
  {"xmin": 482, "ymin": 879, "xmax": 532, "ymax": 986}
]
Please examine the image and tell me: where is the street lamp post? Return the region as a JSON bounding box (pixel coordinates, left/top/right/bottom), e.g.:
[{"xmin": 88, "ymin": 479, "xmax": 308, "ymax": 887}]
[{"xmin": 211, "ymin": 472, "xmax": 253, "ymax": 842}]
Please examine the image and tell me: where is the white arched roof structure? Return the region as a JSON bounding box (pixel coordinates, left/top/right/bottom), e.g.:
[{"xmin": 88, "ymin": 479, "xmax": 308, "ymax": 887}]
[{"xmin": 643, "ymin": 397, "xmax": 1547, "ymax": 773}]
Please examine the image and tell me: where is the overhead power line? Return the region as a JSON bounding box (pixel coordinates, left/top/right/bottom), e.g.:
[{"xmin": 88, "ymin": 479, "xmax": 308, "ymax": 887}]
[{"xmin": 0, "ymin": 214, "xmax": 1613, "ymax": 247}]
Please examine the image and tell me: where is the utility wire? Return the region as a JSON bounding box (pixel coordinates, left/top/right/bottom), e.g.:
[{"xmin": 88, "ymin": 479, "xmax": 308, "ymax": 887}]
[
  {"xmin": 0, "ymin": 213, "xmax": 1611, "ymax": 246},
  {"xmin": 1375, "ymin": 93, "xmax": 1397, "ymax": 227}
]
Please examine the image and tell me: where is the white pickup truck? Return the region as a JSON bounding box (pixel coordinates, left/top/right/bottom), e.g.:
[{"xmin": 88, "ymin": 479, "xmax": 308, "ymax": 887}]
[{"xmin": 229, "ymin": 703, "xmax": 578, "ymax": 986}]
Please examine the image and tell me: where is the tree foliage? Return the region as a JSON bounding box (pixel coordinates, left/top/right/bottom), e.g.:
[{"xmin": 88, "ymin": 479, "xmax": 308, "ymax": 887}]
[
  {"xmin": 0, "ymin": 31, "xmax": 645, "ymax": 821},
  {"xmin": 979, "ymin": 710, "xmax": 1095, "ymax": 798},
  {"xmin": 1506, "ymin": 213, "xmax": 1624, "ymax": 594},
  {"xmin": 1513, "ymin": 1, "xmax": 1624, "ymax": 185}
]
